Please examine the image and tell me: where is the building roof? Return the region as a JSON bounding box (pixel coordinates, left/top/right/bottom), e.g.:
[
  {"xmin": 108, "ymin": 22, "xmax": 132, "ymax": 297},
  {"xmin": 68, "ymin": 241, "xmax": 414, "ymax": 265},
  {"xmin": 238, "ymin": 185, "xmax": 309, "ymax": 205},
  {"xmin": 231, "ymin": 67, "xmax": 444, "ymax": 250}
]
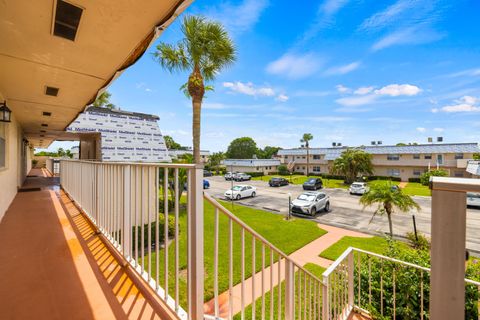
[
  {"xmin": 86, "ymin": 106, "xmax": 159, "ymax": 121},
  {"xmin": 223, "ymin": 159, "xmax": 281, "ymax": 167},
  {"xmin": 169, "ymin": 149, "xmax": 210, "ymax": 156},
  {"xmin": 278, "ymin": 143, "xmax": 480, "ymax": 160}
]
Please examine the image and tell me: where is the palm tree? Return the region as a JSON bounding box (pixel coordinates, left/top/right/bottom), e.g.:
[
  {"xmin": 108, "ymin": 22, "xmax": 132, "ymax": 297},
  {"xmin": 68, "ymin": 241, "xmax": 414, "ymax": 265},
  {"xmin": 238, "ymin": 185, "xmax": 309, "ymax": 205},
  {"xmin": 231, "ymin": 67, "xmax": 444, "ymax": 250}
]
[
  {"xmin": 360, "ymin": 181, "xmax": 420, "ymax": 237},
  {"xmin": 154, "ymin": 16, "xmax": 236, "ymax": 163},
  {"xmin": 93, "ymin": 91, "xmax": 115, "ymax": 109},
  {"xmin": 300, "ymin": 133, "xmax": 313, "ymax": 176},
  {"xmin": 332, "ymin": 149, "xmax": 373, "ymax": 184}
]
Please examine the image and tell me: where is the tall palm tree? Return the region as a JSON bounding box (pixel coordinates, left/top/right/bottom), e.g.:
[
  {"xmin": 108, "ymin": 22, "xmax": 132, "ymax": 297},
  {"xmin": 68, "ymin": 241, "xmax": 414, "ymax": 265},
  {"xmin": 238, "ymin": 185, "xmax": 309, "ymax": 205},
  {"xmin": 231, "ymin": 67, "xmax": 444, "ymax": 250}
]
[
  {"xmin": 300, "ymin": 133, "xmax": 313, "ymax": 176},
  {"xmin": 93, "ymin": 91, "xmax": 115, "ymax": 109},
  {"xmin": 154, "ymin": 15, "xmax": 236, "ymax": 163},
  {"xmin": 332, "ymin": 149, "xmax": 373, "ymax": 184},
  {"xmin": 360, "ymin": 181, "xmax": 420, "ymax": 237}
]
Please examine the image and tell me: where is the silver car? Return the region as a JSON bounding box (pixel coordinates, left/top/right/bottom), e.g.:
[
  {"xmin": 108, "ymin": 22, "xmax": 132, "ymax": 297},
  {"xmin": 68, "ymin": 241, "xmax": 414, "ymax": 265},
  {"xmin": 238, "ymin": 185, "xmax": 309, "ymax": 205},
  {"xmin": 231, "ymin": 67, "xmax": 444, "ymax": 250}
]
[
  {"xmin": 291, "ymin": 191, "xmax": 330, "ymax": 216},
  {"xmin": 349, "ymin": 182, "xmax": 370, "ymax": 195},
  {"xmin": 467, "ymin": 193, "xmax": 480, "ymax": 208}
]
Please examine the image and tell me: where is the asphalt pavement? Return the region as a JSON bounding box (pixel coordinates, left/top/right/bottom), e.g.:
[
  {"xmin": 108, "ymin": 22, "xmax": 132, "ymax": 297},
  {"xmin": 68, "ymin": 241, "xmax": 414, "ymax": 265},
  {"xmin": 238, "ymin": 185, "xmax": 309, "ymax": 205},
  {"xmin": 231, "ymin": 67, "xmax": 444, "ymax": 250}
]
[{"xmin": 204, "ymin": 175, "xmax": 480, "ymax": 253}]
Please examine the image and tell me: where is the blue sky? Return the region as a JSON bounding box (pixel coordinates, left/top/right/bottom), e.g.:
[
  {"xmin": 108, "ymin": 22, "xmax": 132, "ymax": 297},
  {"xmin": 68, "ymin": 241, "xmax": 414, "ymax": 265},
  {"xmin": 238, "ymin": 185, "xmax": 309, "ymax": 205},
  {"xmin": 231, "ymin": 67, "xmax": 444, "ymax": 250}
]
[{"xmin": 45, "ymin": 0, "xmax": 480, "ymax": 152}]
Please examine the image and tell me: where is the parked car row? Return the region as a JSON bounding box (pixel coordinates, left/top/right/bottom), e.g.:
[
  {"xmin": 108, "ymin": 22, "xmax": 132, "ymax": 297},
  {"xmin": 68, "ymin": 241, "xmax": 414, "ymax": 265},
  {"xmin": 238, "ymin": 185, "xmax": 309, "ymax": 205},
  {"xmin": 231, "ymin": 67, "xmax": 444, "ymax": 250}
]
[{"xmin": 225, "ymin": 172, "xmax": 252, "ymax": 181}]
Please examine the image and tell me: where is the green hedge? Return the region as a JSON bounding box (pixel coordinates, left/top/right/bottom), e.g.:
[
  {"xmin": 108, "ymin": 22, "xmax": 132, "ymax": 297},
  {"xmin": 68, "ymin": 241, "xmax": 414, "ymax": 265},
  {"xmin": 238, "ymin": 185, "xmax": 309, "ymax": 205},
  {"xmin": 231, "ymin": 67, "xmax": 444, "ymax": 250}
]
[
  {"xmin": 366, "ymin": 175, "xmax": 402, "ymax": 182},
  {"xmin": 131, "ymin": 214, "xmax": 175, "ymax": 251},
  {"xmin": 244, "ymin": 172, "xmax": 264, "ymax": 177},
  {"xmin": 408, "ymin": 177, "xmax": 421, "ymax": 183}
]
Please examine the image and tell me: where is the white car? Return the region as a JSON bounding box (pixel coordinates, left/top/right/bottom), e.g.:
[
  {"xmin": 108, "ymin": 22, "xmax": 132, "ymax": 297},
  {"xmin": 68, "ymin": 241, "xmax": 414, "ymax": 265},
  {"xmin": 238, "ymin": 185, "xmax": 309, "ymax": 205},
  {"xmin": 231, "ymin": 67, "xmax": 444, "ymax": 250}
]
[
  {"xmin": 467, "ymin": 193, "xmax": 480, "ymax": 208},
  {"xmin": 349, "ymin": 182, "xmax": 370, "ymax": 195},
  {"xmin": 224, "ymin": 185, "xmax": 257, "ymax": 200},
  {"xmin": 291, "ymin": 191, "xmax": 330, "ymax": 216}
]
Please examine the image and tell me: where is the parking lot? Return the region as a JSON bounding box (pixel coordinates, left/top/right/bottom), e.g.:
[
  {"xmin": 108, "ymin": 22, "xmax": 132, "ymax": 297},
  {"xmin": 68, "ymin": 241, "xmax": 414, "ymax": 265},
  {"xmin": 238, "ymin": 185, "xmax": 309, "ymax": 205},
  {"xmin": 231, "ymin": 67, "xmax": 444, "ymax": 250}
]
[{"xmin": 205, "ymin": 175, "xmax": 480, "ymax": 253}]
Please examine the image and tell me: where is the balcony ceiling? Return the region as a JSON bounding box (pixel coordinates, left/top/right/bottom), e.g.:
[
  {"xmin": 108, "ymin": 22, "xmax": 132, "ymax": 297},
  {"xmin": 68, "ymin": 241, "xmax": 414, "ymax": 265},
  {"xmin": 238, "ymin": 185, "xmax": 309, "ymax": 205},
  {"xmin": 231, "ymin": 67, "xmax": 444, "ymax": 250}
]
[{"xmin": 0, "ymin": 0, "xmax": 190, "ymax": 147}]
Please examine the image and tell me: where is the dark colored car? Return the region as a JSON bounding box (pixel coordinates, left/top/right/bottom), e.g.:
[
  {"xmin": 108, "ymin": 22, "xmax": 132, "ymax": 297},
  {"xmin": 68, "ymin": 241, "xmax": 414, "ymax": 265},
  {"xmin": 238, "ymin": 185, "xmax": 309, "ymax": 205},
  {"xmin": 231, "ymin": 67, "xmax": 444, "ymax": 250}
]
[
  {"xmin": 269, "ymin": 177, "xmax": 289, "ymax": 187},
  {"xmin": 303, "ymin": 178, "xmax": 323, "ymax": 190},
  {"xmin": 203, "ymin": 170, "xmax": 213, "ymax": 177},
  {"xmin": 203, "ymin": 180, "xmax": 210, "ymax": 189}
]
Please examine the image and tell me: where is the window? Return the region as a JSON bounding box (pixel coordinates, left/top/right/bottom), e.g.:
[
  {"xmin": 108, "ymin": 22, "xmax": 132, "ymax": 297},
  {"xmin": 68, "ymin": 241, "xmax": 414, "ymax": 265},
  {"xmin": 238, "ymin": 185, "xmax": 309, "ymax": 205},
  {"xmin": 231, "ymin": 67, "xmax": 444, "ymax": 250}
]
[
  {"xmin": 424, "ymin": 154, "xmax": 432, "ymax": 160},
  {"xmin": 53, "ymin": 0, "xmax": 83, "ymax": 41},
  {"xmin": 455, "ymin": 153, "xmax": 464, "ymax": 160},
  {"xmin": 313, "ymin": 155, "xmax": 321, "ymax": 160},
  {"xmin": 413, "ymin": 169, "xmax": 422, "ymax": 176},
  {"xmin": 413, "ymin": 154, "xmax": 420, "ymax": 159},
  {"xmin": 387, "ymin": 168, "xmax": 400, "ymax": 177},
  {"xmin": 284, "ymin": 156, "xmax": 288, "ymax": 159},
  {"xmin": 313, "ymin": 166, "xmax": 321, "ymax": 172},
  {"xmin": 302, "ymin": 156, "xmax": 306, "ymax": 159},
  {"xmin": 387, "ymin": 154, "xmax": 400, "ymax": 160},
  {"xmin": 454, "ymin": 171, "xmax": 464, "ymax": 177}
]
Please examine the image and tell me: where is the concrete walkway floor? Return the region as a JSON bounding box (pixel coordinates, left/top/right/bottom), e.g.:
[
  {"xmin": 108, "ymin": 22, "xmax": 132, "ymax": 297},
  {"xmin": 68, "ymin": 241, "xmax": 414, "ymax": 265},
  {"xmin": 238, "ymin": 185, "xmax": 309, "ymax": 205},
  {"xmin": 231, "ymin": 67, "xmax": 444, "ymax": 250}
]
[
  {"xmin": 204, "ymin": 223, "xmax": 370, "ymax": 318},
  {"xmin": 0, "ymin": 169, "xmax": 176, "ymax": 320}
]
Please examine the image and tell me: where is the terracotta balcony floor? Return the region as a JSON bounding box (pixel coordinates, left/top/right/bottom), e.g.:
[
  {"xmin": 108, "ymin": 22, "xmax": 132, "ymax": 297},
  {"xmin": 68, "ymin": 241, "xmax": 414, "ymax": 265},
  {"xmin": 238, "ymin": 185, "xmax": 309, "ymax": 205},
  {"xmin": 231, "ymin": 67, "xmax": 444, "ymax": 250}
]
[{"xmin": 0, "ymin": 169, "xmax": 176, "ymax": 320}]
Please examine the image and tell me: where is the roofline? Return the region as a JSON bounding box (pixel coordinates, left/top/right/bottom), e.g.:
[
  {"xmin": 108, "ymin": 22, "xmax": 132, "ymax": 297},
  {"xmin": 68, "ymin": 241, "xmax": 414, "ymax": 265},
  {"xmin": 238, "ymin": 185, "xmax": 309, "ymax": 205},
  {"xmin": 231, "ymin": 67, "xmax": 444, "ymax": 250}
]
[
  {"xmin": 85, "ymin": 106, "xmax": 160, "ymax": 120},
  {"xmin": 280, "ymin": 142, "xmax": 479, "ymax": 152}
]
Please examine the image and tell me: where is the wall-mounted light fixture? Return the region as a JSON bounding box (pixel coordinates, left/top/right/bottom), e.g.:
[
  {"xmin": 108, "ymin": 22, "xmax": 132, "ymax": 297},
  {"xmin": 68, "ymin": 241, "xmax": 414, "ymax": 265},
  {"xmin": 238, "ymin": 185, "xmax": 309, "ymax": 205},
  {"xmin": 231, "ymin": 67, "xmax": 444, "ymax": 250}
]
[{"xmin": 0, "ymin": 101, "xmax": 12, "ymax": 122}]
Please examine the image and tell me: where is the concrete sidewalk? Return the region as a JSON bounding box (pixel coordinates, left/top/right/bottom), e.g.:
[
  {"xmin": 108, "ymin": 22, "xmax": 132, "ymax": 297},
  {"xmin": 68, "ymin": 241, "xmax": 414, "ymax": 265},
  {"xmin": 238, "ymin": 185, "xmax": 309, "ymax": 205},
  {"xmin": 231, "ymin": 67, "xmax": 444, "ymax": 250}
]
[{"xmin": 204, "ymin": 223, "xmax": 370, "ymax": 318}]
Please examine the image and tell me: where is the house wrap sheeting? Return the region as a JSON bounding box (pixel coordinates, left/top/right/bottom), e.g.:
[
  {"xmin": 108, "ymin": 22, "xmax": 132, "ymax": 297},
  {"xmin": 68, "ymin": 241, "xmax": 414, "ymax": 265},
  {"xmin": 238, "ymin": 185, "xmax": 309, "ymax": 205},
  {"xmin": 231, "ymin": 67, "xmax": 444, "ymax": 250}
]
[{"xmin": 67, "ymin": 106, "xmax": 171, "ymax": 162}]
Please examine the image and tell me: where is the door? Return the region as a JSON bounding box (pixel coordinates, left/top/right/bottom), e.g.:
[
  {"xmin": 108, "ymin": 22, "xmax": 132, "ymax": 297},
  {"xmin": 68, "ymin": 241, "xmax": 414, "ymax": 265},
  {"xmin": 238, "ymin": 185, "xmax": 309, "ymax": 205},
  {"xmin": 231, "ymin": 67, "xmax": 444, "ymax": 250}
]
[{"xmin": 437, "ymin": 154, "xmax": 443, "ymax": 165}]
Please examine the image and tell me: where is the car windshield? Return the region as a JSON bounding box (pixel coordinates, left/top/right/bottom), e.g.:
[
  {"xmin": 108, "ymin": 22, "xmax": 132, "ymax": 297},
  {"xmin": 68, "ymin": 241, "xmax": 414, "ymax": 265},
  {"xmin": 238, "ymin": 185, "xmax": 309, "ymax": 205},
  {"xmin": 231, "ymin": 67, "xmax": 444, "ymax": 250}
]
[
  {"xmin": 231, "ymin": 186, "xmax": 243, "ymax": 191},
  {"xmin": 307, "ymin": 179, "xmax": 316, "ymax": 183},
  {"xmin": 271, "ymin": 178, "xmax": 281, "ymax": 181},
  {"xmin": 352, "ymin": 183, "xmax": 364, "ymax": 187},
  {"xmin": 297, "ymin": 194, "xmax": 316, "ymax": 201},
  {"xmin": 467, "ymin": 193, "xmax": 480, "ymax": 198}
]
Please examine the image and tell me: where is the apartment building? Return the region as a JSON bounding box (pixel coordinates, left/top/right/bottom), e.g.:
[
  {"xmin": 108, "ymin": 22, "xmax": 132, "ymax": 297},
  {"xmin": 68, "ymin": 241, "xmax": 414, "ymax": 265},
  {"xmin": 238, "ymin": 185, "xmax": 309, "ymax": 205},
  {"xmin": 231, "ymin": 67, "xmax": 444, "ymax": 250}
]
[
  {"xmin": 169, "ymin": 149, "xmax": 210, "ymax": 163},
  {"xmin": 278, "ymin": 142, "xmax": 480, "ymax": 181},
  {"xmin": 223, "ymin": 159, "xmax": 281, "ymax": 174}
]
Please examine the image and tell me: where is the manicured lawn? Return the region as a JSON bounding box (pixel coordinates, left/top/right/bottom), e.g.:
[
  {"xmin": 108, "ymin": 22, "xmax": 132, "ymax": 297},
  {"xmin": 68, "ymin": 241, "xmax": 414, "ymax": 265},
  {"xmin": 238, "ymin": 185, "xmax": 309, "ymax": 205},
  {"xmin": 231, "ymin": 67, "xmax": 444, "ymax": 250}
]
[
  {"xmin": 234, "ymin": 263, "xmax": 326, "ymax": 320},
  {"xmin": 144, "ymin": 200, "xmax": 327, "ymax": 308},
  {"xmin": 319, "ymin": 236, "xmax": 391, "ymax": 261},
  {"xmin": 402, "ymin": 182, "xmax": 431, "ymax": 196},
  {"xmin": 253, "ymin": 175, "xmax": 348, "ymax": 189}
]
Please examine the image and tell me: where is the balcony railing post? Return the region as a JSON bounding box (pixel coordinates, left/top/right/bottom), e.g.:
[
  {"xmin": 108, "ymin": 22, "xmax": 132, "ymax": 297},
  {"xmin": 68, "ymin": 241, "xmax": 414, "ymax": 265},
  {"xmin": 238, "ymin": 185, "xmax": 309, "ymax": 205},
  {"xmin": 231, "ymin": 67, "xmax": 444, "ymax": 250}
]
[
  {"xmin": 123, "ymin": 165, "xmax": 132, "ymax": 259},
  {"xmin": 348, "ymin": 250, "xmax": 354, "ymax": 309},
  {"xmin": 187, "ymin": 164, "xmax": 204, "ymax": 320},
  {"xmin": 285, "ymin": 259, "xmax": 294, "ymax": 320},
  {"xmin": 322, "ymin": 275, "xmax": 329, "ymax": 320}
]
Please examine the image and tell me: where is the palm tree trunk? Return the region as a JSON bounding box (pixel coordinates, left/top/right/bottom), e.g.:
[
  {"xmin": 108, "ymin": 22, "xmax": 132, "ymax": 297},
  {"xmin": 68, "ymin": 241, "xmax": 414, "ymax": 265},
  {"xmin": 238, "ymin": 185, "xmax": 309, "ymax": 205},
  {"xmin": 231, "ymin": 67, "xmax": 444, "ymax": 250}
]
[
  {"xmin": 387, "ymin": 212, "xmax": 393, "ymax": 237},
  {"xmin": 192, "ymin": 97, "xmax": 202, "ymax": 164},
  {"xmin": 306, "ymin": 143, "xmax": 310, "ymax": 177}
]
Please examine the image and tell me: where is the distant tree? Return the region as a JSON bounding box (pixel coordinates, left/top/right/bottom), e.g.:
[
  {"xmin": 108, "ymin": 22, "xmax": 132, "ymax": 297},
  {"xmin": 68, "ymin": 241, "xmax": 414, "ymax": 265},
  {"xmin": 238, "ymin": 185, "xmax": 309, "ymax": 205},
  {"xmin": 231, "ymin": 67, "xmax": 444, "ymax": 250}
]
[
  {"xmin": 474, "ymin": 153, "xmax": 480, "ymax": 160},
  {"xmin": 226, "ymin": 137, "xmax": 258, "ymax": 159},
  {"xmin": 332, "ymin": 149, "xmax": 373, "ymax": 184},
  {"xmin": 396, "ymin": 143, "xmax": 407, "ymax": 146},
  {"xmin": 419, "ymin": 169, "xmax": 448, "ymax": 186},
  {"xmin": 164, "ymin": 135, "xmax": 182, "ymax": 150},
  {"xmin": 300, "ymin": 133, "xmax": 313, "ymax": 176},
  {"xmin": 360, "ymin": 181, "xmax": 420, "ymax": 237},
  {"xmin": 65, "ymin": 149, "xmax": 73, "ymax": 159},
  {"xmin": 154, "ymin": 15, "xmax": 236, "ymax": 163},
  {"xmin": 278, "ymin": 165, "xmax": 289, "ymax": 175},
  {"xmin": 208, "ymin": 152, "xmax": 225, "ymax": 173},
  {"xmin": 257, "ymin": 146, "xmax": 281, "ymax": 159},
  {"xmin": 57, "ymin": 148, "xmax": 66, "ymax": 157},
  {"xmin": 93, "ymin": 91, "xmax": 115, "ymax": 109}
]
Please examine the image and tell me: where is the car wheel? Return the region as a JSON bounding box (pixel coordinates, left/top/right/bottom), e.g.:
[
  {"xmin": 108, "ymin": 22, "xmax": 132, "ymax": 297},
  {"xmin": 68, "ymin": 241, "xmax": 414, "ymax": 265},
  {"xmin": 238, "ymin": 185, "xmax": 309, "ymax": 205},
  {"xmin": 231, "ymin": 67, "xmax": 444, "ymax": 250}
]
[
  {"xmin": 310, "ymin": 207, "xmax": 316, "ymax": 216},
  {"xmin": 236, "ymin": 194, "xmax": 241, "ymax": 200},
  {"xmin": 324, "ymin": 202, "xmax": 330, "ymax": 212},
  {"xmin": 251, "ymin": 191, "xmax": 256, "ymax": 197}
]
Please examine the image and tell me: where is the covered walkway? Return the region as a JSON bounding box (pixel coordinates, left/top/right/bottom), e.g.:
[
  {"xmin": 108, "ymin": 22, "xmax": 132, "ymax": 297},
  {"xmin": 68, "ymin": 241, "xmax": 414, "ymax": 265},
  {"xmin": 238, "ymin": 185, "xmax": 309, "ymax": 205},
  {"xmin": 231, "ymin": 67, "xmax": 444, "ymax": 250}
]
[{"xmin": 0, "ymin": 169, "xmax": 176, "ymax": 320}]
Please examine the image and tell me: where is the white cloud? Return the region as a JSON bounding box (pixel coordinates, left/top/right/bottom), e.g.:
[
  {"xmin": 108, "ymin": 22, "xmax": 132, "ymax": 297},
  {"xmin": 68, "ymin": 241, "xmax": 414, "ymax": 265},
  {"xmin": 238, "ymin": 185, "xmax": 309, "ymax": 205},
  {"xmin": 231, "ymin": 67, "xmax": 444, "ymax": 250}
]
[
  {"xmin": 276, "ymin": 94, "xmax": 289, "ymax": 102},
  {"xmin": 431, "ymin": 108, "xmax": 439, "ymax": 113},
  {"xmin": 325, "ymin": 61, "xmax": 361, "ymax": 75},
  {"xmin": 336, "ymin": 84, "xmax": 350, "ymax": 93},
  {"xmin": 371, "ymin": 26, "xmax": 444, "ymax": 51},
  {"xmin": 336, "ymin": 83, "xmax": 421, "ymax": 106},
  {"xmin": 437, "ymin": 96, "xmax": 480, "ymax": 113},
  {"xmin": 202, "ymin": 102, "xmax": 229, "ymax": 110},
  {"xmin": 223, "ymin": 81, "xmax": 275, "ymax": 97},
  {"xmin": 360, "ymin": 0, "xmax": 418, "ymax": 31},
  {"xmin": 433, "ymin": 128, "xmax": 444, "ymax": 132},
  {"xmin": 336, "ymin": 94, "xmax": 377, "ymax": 107},
  {"xmin": 416, "ymin": 127, "xmax": 426, "ymax": 133},
  {"xmin": 447, "ymin": 68, "xmax": 480, "ymax": 78},
  {"xmin": 136, "ymin": 82, "xmax": 154, "ymax": 92},
  {"xmin": 266, "ymin": 53, "xmax": 323, "ymax": 79},
  {"xmin": 374, "ymin": 84, "xmax": 422, "ymax": 96},
  {"xmin": 206, "ymin": 0, "xmax": 269, "ymax": 34},
  {"xmin": 354, "ymin": 86, "xmax": 375, "ymax": 95}
]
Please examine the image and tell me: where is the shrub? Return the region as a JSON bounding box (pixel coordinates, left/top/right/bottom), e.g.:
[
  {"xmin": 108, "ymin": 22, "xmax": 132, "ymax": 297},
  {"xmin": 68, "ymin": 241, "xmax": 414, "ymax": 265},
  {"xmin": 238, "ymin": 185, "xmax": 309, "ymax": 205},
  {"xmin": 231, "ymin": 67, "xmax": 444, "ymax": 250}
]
[
  {"xmin": 366, "ymin": 175, "xmax": 402, "ymax": 182},
  {"xmin": 408, "ymin": 177, "xmax": 421, "ymax": 183},
  {"xmin": 132, "ymin": 214, "xmax": 175, "ymax": 251},
  {"xmin": 32, "ymin": 159, "xmax": 38, "ymax": 167},
  {"xmin": 419, "ymin": 169, "xmax": 448, "ymax": 186},
  {"xmin": 278, "ymin": 164, "xmax": 289, "ymax": 175},
  {"xmin": 245, "ymin": 172, "xmax": 264, "ymax": 177},
  {"xmin": 406, "ymin": 231, "xmax": 430, "ymax": 250}
]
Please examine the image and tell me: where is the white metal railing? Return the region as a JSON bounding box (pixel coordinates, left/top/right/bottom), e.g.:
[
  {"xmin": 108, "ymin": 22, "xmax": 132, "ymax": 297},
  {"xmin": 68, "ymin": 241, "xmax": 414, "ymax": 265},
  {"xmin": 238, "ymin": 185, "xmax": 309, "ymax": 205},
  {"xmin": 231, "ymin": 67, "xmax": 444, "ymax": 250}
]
[
  {"xmin": 322, "ymin": 247, "xmax": 480, "ymax": 320},
  {"xmin": 204, "ymin": 193, "xmax": 324, "ymax": 320},
  {"xmin": 60, "ymin": 160, "xmax": 203, "ymax": 319}
]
